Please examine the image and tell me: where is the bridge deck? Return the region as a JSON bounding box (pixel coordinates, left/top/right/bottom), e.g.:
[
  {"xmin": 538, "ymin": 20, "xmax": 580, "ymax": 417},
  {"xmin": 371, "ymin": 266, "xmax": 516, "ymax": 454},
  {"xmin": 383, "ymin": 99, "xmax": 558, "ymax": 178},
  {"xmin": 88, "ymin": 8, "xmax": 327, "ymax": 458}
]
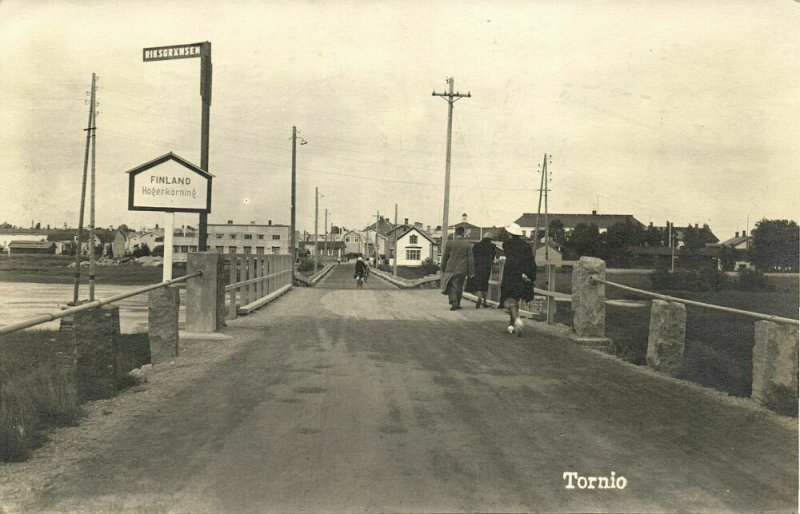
[{"xmin": 21, "ymin": 265, "xmax": 798, "ymax": 512}]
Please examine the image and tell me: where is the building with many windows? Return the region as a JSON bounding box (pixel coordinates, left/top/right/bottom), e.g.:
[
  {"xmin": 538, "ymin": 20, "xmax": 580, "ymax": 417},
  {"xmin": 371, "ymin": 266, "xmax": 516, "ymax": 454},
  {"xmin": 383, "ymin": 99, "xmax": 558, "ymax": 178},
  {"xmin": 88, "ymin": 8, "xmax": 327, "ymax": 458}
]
[{"xmin": 172, "ymin": 220, "xmax": 290, "ymax": 261}]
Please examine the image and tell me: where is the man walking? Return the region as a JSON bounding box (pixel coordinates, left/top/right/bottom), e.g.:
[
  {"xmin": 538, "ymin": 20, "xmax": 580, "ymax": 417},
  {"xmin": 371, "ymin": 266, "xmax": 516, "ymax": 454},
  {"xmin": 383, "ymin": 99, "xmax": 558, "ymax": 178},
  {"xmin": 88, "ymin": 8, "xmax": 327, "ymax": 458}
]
[{"xmin": 440, "ymin": 226, "xmax": 475, "ymax": 311}]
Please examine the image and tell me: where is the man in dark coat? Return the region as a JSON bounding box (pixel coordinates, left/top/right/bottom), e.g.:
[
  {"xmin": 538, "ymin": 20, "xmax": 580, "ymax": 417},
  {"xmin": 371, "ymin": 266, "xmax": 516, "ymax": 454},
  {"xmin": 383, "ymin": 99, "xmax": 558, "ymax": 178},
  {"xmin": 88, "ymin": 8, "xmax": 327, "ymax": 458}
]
[
  {"xmin": 500, "ymin": 223, "xmax": 536, "ymax": 335},
  {"xmin": 440, "ymin": 226, "xmax": 475, "ymax": 310},
  {"xmin": 465, "ymin": 232, "xmax": 497, "ymax": 308}
]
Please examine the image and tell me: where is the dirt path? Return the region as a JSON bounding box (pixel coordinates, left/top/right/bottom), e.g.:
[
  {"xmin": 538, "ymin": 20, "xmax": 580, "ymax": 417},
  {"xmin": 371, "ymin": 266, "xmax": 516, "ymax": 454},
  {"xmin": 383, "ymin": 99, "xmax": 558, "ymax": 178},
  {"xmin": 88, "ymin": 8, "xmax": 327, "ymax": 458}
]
[{"xmin": 0, "ymin": 273, "xmax": 796, "ymax": 512}]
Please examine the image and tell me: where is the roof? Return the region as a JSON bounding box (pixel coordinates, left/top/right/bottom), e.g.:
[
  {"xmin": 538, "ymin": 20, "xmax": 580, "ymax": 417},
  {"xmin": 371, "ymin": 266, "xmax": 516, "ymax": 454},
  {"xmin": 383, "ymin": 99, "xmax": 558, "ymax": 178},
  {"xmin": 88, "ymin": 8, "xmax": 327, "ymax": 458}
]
[
  {"xmin": 719, "ymin": 235, "xmax": 751, "ymax": 247},
  {"xmin": 365, "ymin": 218, "xmax": 395, "ymax": 235},
  {"xmin": 124, "ymin": 152, "xmax": 214, "ymax": 178},
  {"xmin": 395, "ymin": 226, "xmax": 436, "ymax": 244},
  {"xmin": 0, "ymin": 229, "xmax": 49, "ymax": 236},
  {"xmin": 515, "ymin": 213, "xmax": 644, "ymax": 230},
  {"xmin": 8, "ymin": 240, "xmax": 55, "ymax": 249}
]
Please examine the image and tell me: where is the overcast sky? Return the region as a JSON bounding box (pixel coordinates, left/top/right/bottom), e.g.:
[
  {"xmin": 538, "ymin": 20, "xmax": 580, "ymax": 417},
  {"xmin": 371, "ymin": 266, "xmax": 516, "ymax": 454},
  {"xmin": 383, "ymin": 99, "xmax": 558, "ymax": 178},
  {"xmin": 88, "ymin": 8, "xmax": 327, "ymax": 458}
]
[{"xmin": 1, "ymin": 0, "xmax": 798, "ymax": 240}]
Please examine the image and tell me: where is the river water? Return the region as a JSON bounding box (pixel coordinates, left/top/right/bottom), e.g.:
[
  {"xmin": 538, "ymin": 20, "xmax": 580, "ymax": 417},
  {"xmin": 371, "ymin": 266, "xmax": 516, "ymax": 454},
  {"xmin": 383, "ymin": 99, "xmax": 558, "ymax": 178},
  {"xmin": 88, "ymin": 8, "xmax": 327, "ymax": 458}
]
[{"xmin": 0, "ymin": 282, "xmax": 185, "ymax": 334}]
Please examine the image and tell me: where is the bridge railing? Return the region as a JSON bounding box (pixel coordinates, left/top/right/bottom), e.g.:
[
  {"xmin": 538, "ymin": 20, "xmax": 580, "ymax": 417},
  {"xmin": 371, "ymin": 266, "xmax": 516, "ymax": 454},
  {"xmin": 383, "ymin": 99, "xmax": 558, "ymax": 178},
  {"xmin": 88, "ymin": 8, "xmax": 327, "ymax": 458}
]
[
  {"xmin": 223, "ymin": 253, "xmax": 293, "ymax": 320},
  {"xmin": 570, "ymin": 256, "xmax": 799, "ymax": 413}
]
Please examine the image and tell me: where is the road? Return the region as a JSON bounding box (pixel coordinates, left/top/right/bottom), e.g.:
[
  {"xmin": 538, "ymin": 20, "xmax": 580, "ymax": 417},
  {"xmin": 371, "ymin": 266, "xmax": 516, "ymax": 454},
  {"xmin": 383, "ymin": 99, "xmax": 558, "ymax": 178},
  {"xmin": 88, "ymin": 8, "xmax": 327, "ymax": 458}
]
[{"xmin": 18, "ymin": 265, "xmax": 798, "ymax": 512}]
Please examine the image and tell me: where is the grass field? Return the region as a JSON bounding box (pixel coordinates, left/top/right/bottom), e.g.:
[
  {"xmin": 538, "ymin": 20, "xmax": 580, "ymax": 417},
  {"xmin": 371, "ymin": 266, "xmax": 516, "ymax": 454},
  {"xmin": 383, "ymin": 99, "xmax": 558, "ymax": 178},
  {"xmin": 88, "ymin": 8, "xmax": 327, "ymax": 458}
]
[{"xmin": 0, "ymin": 329, "xmax": 149, "ymax": 461}]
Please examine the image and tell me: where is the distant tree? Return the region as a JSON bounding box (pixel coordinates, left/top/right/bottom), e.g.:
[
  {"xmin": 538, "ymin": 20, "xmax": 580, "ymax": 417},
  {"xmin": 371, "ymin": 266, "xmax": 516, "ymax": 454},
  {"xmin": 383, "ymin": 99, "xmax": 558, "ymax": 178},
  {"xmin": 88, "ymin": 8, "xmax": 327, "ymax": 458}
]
[
  {"xmin": 0, "ymin": 222, "xmax": 13, "ymax": 229},
  {"xmin": 604, "ymin": 220, "xmax": 643, "ymax": 267},
  {"xmin": 547, "ymin": 219, "xmax": 568, "ymax": 246},
  {"xmin": 151, "ymin": 245, "xmax": 164, "ymax": 257},
  {"xmin": 643, "ymin": 224, "xmax": 663, "ymax": 247},
  {"xmin": 567, "ymin": 223, "xmax": 603, "ymax": 259},
  {"xmin": 750, "ymin": 219, "xmax": 799, "ymax": 272},
  {"xmin": 35, "ymin": 222, "xmax": 41, "ymax": 229},
  {"xmin": 718, "ymin": 245, "xmax": 737, "ymax": 272}
]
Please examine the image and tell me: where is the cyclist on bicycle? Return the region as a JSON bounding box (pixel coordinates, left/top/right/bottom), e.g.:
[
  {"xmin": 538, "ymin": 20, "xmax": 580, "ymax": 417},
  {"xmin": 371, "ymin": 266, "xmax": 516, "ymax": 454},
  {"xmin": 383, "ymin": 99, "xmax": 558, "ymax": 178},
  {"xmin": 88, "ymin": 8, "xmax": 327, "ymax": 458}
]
[{"xmin": 354, "ymin": 256, "xmax": 369, "ymax": 288}]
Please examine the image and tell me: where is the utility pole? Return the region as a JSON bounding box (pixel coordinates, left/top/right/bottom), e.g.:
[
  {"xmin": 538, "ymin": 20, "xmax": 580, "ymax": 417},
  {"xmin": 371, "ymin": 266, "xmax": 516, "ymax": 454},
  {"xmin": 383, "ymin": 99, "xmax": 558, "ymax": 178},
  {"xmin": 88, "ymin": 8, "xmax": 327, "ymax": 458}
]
[
  {"xmin": 72, "ymin": 73, "xmax": 96, "ymax": 305},
  {"xmin": 668, "ymin": 221, "xmax": 675, "ymax": 272},
  {"xmin": 291, "ymin": 126, "xmax": 297, "ymax": 279},
  {"xmin": 543, "ymin": 155, "xmax": 552, "ymax": 262},
  {"xmin": 314, "ymin": 187, "xmax": 319, "ymax": 274},
  {"xmin": 324, "ymin": 208, "xmax": 328, "ymax": 261},
  {"xmin": 393, "ymin": 203, "xmax": 398, "ymax": 277},
  {"xmin": 432, "ymin": 77, "xmax": 470, "ymax": 259},
  {"xmin": 88, "ymin": 75, "xmax": 99, "ymax": 301}
]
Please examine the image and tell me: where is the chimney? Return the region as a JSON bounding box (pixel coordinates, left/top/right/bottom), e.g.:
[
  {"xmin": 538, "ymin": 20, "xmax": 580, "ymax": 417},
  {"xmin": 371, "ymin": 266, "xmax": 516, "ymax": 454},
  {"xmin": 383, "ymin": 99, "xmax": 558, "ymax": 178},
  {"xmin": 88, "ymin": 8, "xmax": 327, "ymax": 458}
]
[
  {"xmin": 742, "ymin": 229, "xmax": 746, "ymax": 236},
  {"xmin": 227, "ymin": 220, "xmax": 233, "ymax": 224},
  {"xmin": 268, "ymin": 220, "xmax": 272, "ymax": 225},
  {"xmin": 250, "ymin": 221, "xmax": 255, "ymax": 224},
  {"xmin": 404, "ymin": 218, "xmax": 409, "ymax": 225},
  {"xmin": 592, "ymin": 210, "xmax": 597, "ymax": 216},
  {"xmin": 462, "ymin": 213, "xmax": 468, "ymax": 223},
  {"xmin": 735, "ymin": 231, "xmax": 739, "ymax": 238}
]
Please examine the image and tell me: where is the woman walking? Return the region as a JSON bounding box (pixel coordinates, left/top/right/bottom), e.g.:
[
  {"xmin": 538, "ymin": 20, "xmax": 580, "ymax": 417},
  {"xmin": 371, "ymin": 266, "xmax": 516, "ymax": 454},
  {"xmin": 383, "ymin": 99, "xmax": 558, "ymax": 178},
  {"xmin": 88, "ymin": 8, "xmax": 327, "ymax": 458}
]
[
  {"xmin": 465, "ymin": 232, "xmax": 497, "ymax": 308},
  {"xmin": 500, "ymin": 223, "xmax": 536, "ymax": 336}
]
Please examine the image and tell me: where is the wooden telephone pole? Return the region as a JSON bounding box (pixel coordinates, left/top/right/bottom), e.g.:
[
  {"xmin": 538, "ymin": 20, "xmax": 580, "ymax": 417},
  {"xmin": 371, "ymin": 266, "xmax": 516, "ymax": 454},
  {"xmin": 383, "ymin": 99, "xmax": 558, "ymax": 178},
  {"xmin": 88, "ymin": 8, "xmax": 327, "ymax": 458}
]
[{"xmin": 432, "ymin": 77, "xmax": 470, "ymax": 258}]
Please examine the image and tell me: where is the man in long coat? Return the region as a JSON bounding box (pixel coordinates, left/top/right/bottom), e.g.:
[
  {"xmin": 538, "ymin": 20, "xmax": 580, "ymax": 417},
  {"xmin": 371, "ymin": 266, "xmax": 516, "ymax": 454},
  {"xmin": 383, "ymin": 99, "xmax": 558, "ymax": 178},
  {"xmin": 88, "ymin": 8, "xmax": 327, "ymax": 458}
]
[{"xmin": 440, "ymin": 226, "xmax": 475, "ymax": 310}]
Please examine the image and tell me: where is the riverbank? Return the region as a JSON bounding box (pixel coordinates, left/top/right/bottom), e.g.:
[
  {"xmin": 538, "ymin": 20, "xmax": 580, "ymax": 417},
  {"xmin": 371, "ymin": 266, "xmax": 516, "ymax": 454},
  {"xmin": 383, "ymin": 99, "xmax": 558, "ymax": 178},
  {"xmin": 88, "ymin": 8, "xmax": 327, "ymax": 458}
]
[{"xmin": 0, "ymin": 255, "xmax": 172, "ymax": 285}]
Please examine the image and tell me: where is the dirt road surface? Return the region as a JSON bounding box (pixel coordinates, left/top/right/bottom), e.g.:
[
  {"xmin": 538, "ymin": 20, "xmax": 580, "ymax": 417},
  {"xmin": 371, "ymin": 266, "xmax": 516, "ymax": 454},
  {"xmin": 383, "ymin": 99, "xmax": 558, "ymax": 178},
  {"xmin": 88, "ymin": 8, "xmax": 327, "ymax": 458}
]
[{"xmin": 1, "ymin": 265, "xmax": 796, "ymax": 512}]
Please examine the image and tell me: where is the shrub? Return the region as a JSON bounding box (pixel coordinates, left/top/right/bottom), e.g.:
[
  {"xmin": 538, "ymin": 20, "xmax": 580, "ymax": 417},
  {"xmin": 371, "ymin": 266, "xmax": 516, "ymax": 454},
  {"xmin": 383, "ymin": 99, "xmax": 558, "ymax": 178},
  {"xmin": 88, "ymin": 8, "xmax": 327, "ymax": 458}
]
[
  {"xmin": 421, "ymin": 257, "xmax": 440, "ymax": 275},
  {"xmin": 736, "ymin": 269, "xmax": 773, "ymax": 291},
  {"xmin": 650, "ymin": 268, "xmax": 729, "ymax": 292},
  {"xmin": 296, "ymin": 257, "xmax": 315, "ymax": 273},
  {"xmin": 0, "ymin": 380, "xmax": 38, "ymax": 462}
]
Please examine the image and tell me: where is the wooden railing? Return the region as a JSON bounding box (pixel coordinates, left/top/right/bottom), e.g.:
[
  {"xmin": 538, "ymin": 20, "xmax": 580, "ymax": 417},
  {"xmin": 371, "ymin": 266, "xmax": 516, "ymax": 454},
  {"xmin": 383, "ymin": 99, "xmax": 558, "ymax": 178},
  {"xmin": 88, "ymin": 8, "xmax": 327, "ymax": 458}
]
[{"xmin": 224, "ymin": 254, "xmax": 293, "ymax": 319}]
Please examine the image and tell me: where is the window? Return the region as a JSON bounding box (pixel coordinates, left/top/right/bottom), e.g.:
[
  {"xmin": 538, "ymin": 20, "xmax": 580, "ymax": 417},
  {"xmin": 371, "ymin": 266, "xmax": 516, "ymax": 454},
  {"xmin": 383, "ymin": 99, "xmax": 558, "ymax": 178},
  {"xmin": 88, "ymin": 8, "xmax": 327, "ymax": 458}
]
[
  {"xmin": 406, "ymin": 249, "xmax": 421, "ymax": 261},
  {"xmin": 216, "ymin": 233, "xmax": 224, "ymax": 239},
  {"xmin": 345, "ymin": 236, "xmax": 350, "ymax": 243},
  {"xmin": 409, "ymin": 235, "xmax": 418, "ymax": 244},
  {"xmin": 244, "ymin": 234, "xmax": 252, "ymax": 240},
  {"xmin": 272, "ymin": 234, "xmax": 280, "ymax": 240},
  {"xmin": 228, "ymin": 246, "xmax": 237, "ymax": 254},
  {"xmin": 256, "ymin": 247, "xmax": 265, "ymax": 254},
  {"xmin": 230, "ymin": 234, "xmax": 237, "ymax": 239},
  {"xmin": 355, "ymin": 236, "xmax": 360, "ymax": 242},
  {"xmin": 522, "ymin": 230, "xmax": 527, "ymax": 236},
  {"xmin": 189, "ymin": 246, "xmax": 197, "ymax": 252},
  {"xmin": 173, "ymin": 246, "xmax": 180, "ymax": 253},
  {"xmin": 243, "ymin": 246, "xmax": 252, "ymax": 254},
  {"xmin": 257, "ymin": 234, "xmax": 265, "ymax": 240},
  {"xmin": 215, "ymin": 246, "xmax": 224, "ymax": 253},
  {"xmin": 272, "ymin": 246, "xmax": 281, "ymax": 254},
  {"xmin": 181, "ymin": 246, "xmax": 189, "ymax": 253}
]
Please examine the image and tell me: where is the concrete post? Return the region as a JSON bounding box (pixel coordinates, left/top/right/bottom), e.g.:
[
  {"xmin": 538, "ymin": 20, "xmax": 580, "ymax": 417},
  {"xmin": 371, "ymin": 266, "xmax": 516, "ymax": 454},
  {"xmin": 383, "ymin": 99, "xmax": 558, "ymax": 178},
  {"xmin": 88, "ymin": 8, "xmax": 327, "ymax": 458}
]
[
  {"xmin": 186, "ymin": 252, "xmax": 225, "ymax": 334},
  {"xmin": 646, "ymin": 300, "xmax": 686, "ymax": 375},
  {"xmin": 752, "ymin": 321, "xmax": 798, "ymax": 414},
  {"xmin": 571, "ymin": 256, "xmax": 610, "ymax": 346},
  {"xmin": 148, "ymin": 287, "xmax": 180, "ymax": 364},
  {"xmin": 73, "ymin": 305, "xmax": 120, "ymax": 401}
]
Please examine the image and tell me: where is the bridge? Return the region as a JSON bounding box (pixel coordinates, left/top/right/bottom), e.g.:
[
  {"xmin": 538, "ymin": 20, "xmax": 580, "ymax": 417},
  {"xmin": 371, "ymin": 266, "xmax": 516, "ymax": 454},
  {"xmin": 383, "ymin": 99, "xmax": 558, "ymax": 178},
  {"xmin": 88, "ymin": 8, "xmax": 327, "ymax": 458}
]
[{"xmin": 4, "ymin": 261, "xmax": 796, "ymax": 512}]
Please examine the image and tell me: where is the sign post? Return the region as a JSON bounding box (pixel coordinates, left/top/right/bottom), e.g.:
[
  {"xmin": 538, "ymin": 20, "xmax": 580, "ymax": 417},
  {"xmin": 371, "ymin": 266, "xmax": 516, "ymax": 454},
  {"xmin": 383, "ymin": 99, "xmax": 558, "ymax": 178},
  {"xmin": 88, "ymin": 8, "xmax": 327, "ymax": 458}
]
[
  {"xmin": 143, "ymin": 41, "xmax": 211, "ymax": 251},
  {"xmin": 125, "ymin": 152, "xmax": 213, "ymax": 281}
]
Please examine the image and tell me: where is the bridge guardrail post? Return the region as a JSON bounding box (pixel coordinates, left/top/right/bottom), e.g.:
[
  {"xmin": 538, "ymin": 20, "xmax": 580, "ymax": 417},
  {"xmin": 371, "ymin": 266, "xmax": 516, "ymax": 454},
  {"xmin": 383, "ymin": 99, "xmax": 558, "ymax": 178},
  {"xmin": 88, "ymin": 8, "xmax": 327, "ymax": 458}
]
[
  {"xmin": 227, "ymin": 255, "xmax": 237, "ymax": 321},
  {"xmin": 186, "ymin": 252, "xmax": 225, "ymax": 333},
  {"xmin": 752, "ymin": 321, "xmax": 798, "ymax": 414},
  {"xmin": 571, "ymin": 256, "xmax": 611, "ymax": 347},
  {"xmin": 148, "ymin": 286, "xmax": 180, "ymax": 364},
  {"xmin": 646, "ymin": 299, "xmax": 686, "ymax": 376},
  {"xmin": 73, "ymin": 305, "xmax": 121, "ymax": 401}
]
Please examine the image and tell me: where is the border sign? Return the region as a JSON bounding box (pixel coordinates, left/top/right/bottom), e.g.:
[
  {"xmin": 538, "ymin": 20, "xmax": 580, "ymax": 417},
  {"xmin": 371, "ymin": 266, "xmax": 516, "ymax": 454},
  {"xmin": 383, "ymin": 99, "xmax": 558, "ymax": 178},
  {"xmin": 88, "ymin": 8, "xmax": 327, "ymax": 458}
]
[
  {"xmin": 126, "ymin": 152, "xmax": 213, "ymax": 213},
  {"xmin": 143, "ymin": 43, "xmax": 204, "ymax": 62}
]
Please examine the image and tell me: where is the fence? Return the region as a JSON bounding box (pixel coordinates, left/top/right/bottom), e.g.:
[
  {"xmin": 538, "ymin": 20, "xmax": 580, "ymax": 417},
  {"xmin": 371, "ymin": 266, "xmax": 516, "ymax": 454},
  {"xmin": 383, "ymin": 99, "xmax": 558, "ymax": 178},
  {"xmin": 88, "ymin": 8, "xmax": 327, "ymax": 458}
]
[
  {"xmin": 570, "ymin": 256, "xmax": 799, "ymax": 414},
  {"xmin": 0, "ymin": 252, "xmax": 294, "ymax": 401},
  {"xmin": 224, "ymin": 253, "xmax": 293, "ymax": 320}
]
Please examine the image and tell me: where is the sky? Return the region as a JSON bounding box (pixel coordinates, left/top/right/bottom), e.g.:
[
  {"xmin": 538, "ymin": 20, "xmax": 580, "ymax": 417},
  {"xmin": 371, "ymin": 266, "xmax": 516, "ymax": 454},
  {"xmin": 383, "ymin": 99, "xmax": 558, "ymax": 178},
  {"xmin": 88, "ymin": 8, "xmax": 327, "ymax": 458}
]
[{"xmin": 1, "ymin": 0, "xmax": 799, "ymax": 241}]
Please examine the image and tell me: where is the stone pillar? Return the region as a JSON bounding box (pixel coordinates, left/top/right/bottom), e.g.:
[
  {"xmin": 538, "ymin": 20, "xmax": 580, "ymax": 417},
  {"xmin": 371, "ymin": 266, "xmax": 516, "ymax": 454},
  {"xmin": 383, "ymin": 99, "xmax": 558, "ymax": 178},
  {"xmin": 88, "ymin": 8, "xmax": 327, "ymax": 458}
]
[
  {"xmin": 646, "ymin": 300, "xmax": 686, "ymax": 375},
  {"xmin": 186, "ymin": 252, "xmax": 225, "ymax": 333},
  {"xmin": 571, "ymin": 257, "xmax": 610, "ymax": 346},
  {"xmin": 752, "ymin": 321, "xmax": 798, "ymax": 414},
  {"xmin": 148, "ymin": 286, "xmax": 180, "ymax": 364},
  {"xmin": 73, "ymin": 305, "xmax": 120, "ymax": 401}
]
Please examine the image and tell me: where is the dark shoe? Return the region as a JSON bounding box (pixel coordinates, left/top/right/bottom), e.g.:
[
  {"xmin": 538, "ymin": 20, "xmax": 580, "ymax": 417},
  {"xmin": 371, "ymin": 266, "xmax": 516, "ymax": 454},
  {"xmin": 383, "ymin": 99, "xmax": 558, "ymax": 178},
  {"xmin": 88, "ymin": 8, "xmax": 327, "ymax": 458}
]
[{"xmin": 475, "ymin": 301, "xmax": 481, "ymax": 309}]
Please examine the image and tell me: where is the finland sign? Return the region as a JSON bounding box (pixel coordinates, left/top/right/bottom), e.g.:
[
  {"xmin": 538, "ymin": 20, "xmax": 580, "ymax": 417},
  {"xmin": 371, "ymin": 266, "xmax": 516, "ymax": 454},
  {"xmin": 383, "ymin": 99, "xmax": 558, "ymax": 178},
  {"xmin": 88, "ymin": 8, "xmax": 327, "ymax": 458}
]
[
  {"xmin": 126, "ymin": 152, "xmax": 213, "ymax": 213},
  {"xmin": 143, "ymin": 43, "xmax": 204, "ymax": 62}
]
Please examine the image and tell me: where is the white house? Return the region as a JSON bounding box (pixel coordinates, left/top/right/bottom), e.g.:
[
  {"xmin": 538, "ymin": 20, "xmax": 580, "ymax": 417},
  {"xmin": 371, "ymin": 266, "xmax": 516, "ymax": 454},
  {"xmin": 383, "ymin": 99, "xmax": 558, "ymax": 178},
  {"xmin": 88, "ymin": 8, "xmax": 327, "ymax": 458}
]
[
  {"xmin": 126, "ymin": 228, "xmax": 164, "ymax": 254},
  {"xmin": 392, "ymin": 226, "xmax": 437, "ymax": 266},
  {"xmin": 340, "ymin": 229, "xmax": 366, "ymax": 256},
  {"xmin": 0, "ymin": 231, "xmax": 47, "ymax": 253}
]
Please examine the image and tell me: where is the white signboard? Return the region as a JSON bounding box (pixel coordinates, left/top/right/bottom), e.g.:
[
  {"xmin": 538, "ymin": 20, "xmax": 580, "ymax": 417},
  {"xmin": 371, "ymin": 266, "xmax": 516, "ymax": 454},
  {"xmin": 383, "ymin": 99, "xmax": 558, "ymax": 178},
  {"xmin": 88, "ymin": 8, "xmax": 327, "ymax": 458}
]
[{"xmin": 126, "ymin": 152, "xmax": 213, "ymax": 213}]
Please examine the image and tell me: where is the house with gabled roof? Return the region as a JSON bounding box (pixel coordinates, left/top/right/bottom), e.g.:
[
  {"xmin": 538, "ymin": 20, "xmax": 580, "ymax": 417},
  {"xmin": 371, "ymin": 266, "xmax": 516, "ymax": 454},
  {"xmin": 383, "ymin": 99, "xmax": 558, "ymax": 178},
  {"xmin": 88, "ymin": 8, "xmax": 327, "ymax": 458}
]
[
  {"xmin": 514, "ymin": 210, "xmax": 645, "ymax": 238},
  {"xmin": 387, "ymin": 224, "xmax": 437, "ymax": 267}
]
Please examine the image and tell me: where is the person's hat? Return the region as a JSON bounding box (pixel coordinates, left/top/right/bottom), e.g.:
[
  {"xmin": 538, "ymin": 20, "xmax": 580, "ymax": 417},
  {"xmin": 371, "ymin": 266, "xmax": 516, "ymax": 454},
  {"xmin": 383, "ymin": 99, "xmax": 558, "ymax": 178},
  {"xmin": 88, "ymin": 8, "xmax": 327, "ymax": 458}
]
[
  {"xmin": 505, "ymin": 223, "xmax": 523, "ymax": 236},
  {"xmin": 357, "ymin": 256, "xmax": 363, "ymax": 261},
  {"xmin": 482, "ymin": 231, "xmax": 494, "ymax": 240}
]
